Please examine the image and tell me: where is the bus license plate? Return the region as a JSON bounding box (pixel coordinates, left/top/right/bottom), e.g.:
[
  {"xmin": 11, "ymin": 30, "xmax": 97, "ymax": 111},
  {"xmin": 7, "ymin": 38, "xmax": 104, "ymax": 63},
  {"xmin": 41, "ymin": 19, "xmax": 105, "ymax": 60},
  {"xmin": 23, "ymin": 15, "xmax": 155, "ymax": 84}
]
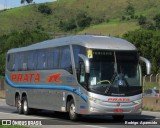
[{"xmin": 114, "ymin": 109, "xmax": 123, "ymax": 113}]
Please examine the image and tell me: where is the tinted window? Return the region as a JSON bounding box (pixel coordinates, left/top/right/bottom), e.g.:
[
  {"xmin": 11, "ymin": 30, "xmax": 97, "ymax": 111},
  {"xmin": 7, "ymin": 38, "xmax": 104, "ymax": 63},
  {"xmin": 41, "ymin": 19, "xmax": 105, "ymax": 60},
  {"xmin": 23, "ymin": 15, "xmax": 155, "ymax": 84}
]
[
  {"xmin": 155, "ymin": 90, "xmax": 159, "ymax": 93},
  {"xmin": 37, "ymin": 50, "xmax": 47, "ymax": 70},
  {"xmin": 18, "ymin": 53, "xmax": 24, "ymax": 71},
  {"xmin": 13, "ymin": 53, "xmax": 19, "ymax": 71},
  {"xmin": 28, "ymin": 51, "xmax": 34, "ymax": 70},
  {"xmin": 7, "ymin": 54, "xmax": 10, "ymax": 70},
  {"xmin": 47, "ymin": 48, "xmax": 60, "ymax": 69},
  {"xmin": 73, "ymin": 45, "xmax": 86, "ymax": 69},
  {"xmin": 60, "ymin": 46, "xmax": 72, "ymax": 72}
]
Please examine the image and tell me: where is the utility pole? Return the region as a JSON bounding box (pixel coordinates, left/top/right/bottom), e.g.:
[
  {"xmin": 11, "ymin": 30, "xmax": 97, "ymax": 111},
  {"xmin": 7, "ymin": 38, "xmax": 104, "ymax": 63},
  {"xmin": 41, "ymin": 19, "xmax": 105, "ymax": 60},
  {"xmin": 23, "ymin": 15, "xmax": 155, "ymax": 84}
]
[{"xmin": 4, "ymin": 0, "xmax": 7, "ymax": 9}]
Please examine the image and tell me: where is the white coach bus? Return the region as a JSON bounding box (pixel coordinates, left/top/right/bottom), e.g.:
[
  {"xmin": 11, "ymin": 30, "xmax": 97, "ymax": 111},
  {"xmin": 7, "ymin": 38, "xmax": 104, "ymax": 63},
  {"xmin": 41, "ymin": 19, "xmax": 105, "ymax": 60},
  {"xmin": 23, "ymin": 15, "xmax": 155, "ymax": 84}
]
[{"xmin": 5, "ymin": 35, "xmax": 151, "ymax": 121}]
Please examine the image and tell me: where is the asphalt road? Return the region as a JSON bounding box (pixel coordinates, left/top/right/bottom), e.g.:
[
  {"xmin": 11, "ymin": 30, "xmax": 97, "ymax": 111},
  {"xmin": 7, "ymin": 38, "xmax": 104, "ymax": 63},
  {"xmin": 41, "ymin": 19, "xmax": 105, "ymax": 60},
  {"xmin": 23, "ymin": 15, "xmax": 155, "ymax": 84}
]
[{"xmin": 0, "ymin": 99, "xmax": 160, "ymax": 128}]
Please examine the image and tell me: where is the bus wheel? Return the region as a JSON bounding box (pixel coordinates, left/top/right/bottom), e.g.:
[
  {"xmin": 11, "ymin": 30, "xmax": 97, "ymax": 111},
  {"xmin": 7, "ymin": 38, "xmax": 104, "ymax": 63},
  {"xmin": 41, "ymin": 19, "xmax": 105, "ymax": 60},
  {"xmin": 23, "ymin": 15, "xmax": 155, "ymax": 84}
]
[
  {"xmin": 22, "ymin": 96, "xmax": 30, "ymax": 115},
  {"xmin": 15, "ymin": 96, "xmax": 23, "ymax": 114},
  {"xmin": 112, "ymin": 115, "xmax": 124, "ymax": 121},
  {"xmin": 68, "ymin": 99, "xmax": 79, "ymax": 121}
]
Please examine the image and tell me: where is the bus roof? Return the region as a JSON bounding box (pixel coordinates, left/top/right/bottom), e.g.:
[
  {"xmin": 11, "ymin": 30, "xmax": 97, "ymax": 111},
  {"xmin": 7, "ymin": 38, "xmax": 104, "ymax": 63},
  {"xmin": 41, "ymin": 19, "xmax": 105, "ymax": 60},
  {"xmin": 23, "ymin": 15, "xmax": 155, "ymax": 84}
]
[{"xmin": 8, "ymin": 35, "xmax": 137, "ymax": 53}]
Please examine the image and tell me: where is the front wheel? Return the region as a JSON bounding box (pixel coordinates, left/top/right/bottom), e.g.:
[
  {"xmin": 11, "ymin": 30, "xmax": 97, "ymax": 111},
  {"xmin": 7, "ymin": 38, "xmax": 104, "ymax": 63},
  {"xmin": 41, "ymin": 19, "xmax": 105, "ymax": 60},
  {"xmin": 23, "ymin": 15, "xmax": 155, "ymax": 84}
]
[
  {"xmin": 112, "ymin": 115, "xmax": 124, "ymax": 121},
  {"xmin": 68, "ymin": 99, "xmax": 79, "ymax": 121}
]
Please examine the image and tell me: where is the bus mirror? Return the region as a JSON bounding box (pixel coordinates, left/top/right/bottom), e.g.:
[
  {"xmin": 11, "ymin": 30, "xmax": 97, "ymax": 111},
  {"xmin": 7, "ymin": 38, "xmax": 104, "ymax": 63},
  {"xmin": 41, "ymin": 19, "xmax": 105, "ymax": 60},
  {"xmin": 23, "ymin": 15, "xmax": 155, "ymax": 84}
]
[
  {"xmin": 140, "ymin": 56, "xmax": 151, "ymax": 75},
  {"xmin": 78, "ymin": 54, "xmax": 90, "ymax": 73}
]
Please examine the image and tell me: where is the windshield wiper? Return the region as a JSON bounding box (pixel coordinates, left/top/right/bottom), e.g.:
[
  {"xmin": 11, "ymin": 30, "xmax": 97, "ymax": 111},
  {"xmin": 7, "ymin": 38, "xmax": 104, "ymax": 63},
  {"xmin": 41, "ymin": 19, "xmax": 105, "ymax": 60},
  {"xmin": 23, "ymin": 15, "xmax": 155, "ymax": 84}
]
[
  {"xmin": 122, "ymin": 76, "xmax": 129, "ymax": 88},
  {"xmin": 104, "ymin": 85, "xmax": 111, "ymax": 94}
]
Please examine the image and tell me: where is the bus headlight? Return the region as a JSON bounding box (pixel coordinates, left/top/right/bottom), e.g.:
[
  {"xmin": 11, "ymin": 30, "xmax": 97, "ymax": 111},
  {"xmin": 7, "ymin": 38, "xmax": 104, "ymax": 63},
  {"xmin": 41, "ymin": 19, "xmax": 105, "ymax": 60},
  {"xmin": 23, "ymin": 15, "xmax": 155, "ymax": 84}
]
[{"xmin": 88, "ymin": 96, "xmax": 103, "ymax": 103}]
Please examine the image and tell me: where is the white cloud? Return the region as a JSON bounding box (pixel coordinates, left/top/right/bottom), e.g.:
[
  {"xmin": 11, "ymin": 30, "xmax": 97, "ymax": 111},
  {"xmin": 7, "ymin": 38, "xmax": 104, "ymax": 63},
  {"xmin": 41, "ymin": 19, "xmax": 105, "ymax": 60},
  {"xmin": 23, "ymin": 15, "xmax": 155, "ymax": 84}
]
[
  {"xmin": 0, "ymin": 4, "xmax": 11, "ymax": 10},
  {"xmin": 0, "ymin": 5, "xmax": 4, "ymax": 10}
]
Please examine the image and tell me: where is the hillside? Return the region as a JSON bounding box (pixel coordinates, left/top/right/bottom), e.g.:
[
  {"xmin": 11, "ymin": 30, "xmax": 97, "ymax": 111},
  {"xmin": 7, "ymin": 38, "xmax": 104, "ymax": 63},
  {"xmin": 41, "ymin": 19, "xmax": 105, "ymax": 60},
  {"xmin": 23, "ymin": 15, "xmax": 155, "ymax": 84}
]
[
  {"xmin": 0, "ymin": 0, "xmax": 160, "ymax": 36},
  {"xmin": 0, "ymin": 0, "xmax": 160, "ymax": 75}
]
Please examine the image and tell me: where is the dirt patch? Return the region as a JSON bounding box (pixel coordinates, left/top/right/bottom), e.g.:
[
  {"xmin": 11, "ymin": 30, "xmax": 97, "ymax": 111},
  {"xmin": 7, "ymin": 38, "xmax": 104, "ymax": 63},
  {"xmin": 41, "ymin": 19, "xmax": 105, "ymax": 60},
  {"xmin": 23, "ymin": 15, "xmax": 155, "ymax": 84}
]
[
  {"xmin": 143, "ymin": 97, "xmax": 160, "ymax": 111},
  {"xmin": 0, "ymin": 90, "xmax": 5, "ymax": 99}
]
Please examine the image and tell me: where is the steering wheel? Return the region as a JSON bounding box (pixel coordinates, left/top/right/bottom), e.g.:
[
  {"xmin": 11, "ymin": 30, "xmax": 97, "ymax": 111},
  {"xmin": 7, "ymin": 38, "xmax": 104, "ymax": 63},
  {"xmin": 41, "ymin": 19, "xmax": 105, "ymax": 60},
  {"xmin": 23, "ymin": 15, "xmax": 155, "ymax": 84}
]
[{"xmin": 97, "ymin": 80, "xmax": 111, "ymax": 85}]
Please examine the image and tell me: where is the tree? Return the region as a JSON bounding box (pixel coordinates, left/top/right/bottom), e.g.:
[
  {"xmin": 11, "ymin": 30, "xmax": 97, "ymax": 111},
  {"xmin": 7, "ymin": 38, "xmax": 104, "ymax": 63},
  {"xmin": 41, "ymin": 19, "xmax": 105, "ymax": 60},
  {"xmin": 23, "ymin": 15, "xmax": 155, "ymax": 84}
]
[
  {"xmin": 153, "ymin": 13, "xmax": 160, "ymax": 30},
  {"xmin": 0, "ymin": 29, "xmax": 50, "ymax": 76},
  {"xmin": 58, "ymin": 10, "xmax": 92, "ymax": 31},
  {"xmin": 138, "ymin": 15, "xmax": 147, "ymax": 25},
  {"xmin": 123, "ymin": 29, "xmax": 160, "ymax": 73},
  {"xmin": 38, "ymin": 4, "xmax": 52, "ymax": 15},
  {"xmin": 21, "ymin": 0, "xmax": 33, "ymax": 4},
  {"xmin": 125, "ymin": 3, "xmax": 135, "ymax": 16}
]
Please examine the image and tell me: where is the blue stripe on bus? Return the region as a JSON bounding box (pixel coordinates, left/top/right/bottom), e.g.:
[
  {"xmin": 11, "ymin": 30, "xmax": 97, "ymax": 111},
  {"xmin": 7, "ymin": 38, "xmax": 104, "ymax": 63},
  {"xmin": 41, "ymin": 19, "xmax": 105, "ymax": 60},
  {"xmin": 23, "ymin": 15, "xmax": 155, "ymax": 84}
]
[{"xmin": 5, "ymin": 75, "xmax": 87, "ymax": 102}]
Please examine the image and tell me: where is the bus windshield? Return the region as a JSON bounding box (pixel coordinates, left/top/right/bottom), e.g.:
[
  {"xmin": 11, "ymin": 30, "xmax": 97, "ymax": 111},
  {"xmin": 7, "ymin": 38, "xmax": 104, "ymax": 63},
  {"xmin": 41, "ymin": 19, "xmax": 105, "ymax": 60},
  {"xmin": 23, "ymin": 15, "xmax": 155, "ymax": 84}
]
[{"xmin": 88, "ymin": 50, "xmax": 141, "ymax": 96}]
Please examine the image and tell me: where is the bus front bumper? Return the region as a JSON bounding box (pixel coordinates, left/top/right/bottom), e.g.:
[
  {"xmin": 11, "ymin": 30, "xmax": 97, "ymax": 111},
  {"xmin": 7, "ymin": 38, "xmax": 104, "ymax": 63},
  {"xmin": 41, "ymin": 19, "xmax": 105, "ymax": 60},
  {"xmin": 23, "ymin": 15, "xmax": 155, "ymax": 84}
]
[{"xmin": 81, "ymin": 100, "xmax": 142, "ymax": 115}]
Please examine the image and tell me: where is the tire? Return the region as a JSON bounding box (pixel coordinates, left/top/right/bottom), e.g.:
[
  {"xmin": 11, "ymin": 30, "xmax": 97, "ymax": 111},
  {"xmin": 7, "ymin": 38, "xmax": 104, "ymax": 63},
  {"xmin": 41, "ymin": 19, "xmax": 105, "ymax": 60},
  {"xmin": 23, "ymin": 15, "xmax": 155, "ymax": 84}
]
[
  {"xmin": 15, "ymin": 95, "xmax": 23, "ymax": 114},
  {"xmin": 67, "ymin": 99, "xmax": 79, "ymax": 121},
  {"xmin": 112, "ymin": 115, "xmax": 124, "ymax": 121},
  {"xmin": 22, "ymin": 96, "xmax": 30, "ymax": 115}
]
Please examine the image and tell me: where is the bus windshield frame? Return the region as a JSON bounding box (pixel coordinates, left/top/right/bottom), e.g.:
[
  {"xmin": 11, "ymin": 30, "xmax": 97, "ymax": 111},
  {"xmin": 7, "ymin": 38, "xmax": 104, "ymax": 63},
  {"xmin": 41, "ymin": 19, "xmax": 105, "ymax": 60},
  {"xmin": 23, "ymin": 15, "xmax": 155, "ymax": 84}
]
[{"xmin": 87, "ymin": 49, "xmax": 141, "ymax": 96}]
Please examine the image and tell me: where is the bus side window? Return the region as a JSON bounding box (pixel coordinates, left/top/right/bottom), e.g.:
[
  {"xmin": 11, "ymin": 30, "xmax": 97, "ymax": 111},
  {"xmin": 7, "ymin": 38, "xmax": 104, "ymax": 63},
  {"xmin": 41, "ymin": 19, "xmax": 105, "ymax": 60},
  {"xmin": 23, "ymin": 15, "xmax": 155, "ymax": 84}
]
[
  {"xmin": 80, "ymin": 62, "xmax": 85, "ymax": 83},
  {"xmin": 23, "ymin": 52, "xmax": 28, "ymax": 71},
  {"xmin": 60, "ymin": 46, "xmax": 72, "ymax": 74},
  {"xmin": 73, "ymin": 45, "xmax": 86, "ymax": 80},
  {"xmin": 28, "ymin": 51, "xmax": 34, "ymax": 70},
  {"xmin": 37, "ymin": 50, "xmax": 46, "ymax": 70},
  {"xmin": 7, "ymin": 54, "xmax": 12, "ymax": 71},
  {"xmin": 79, "ymin": 61, "xmax": 88, "ymax": 89},
  {"xmin": 14, "ymin": 53, "xmax": 19, "ymax": 71},
  {"xmin": 47, "ymin": 47, "xmax": 60, "ymax": 69},
  {"xmin": 23, "ymin": 63, "xmax": 27, "ymax": 71},
  {"xmin": 12, "ymin": 64, "xmax": 15, "ymax": 71},
  {"xmin": 33, "ymin": 51, "xmax": 38, "ymax": 70}
]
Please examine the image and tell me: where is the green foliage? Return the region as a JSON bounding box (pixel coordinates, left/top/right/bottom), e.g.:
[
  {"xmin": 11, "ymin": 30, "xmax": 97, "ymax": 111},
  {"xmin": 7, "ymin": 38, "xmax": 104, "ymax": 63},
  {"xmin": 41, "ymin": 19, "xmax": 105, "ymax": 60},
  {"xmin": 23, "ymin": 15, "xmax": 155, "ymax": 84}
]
[
  {"xmin": 76, "ymin": 11, "xmax": 92, "ymax": 28},
  {"xmin": 144, "ymin": 83, "xmax": 159, "ymax": 91},
  {"xmin": 0, "ymin": 30, "xmax": 50, "ymax": 75},
  {"xmin": 138, "ymin": 15, "xmax": 147, "ymax": 25},
  {"xmin": 21, "ymin": 0, "xmax": 33, "ymax": 4},
  {"xmin": 1, "ymin": 0, "xmax": 160, "ymax": 36},
  {"xmin": 125, "ymin": 3, "xmax": 135, "ymax": 16},
  {"xmin": 58, "ymin": 10, "xmax": 92, "ymax": 31},
  {"xmin": 123, "ymin": 29, "xmax": 160, "ymax": 74},
  {"xmin": 153, "ymin": 13, "xmax": 160, "ymax": 30},
  {"xmin": 38, "ymin": 4, "xmax": 52, "ymax": 15},
  {"xmin": 0, "ymin": 125, "xmax": 28, "ymax": 128}
]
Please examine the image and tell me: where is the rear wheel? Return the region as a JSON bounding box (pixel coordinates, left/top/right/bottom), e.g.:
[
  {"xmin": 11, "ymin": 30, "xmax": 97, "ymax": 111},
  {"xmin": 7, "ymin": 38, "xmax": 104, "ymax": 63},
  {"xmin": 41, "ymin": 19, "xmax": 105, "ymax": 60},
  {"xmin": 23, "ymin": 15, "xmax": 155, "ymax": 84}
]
[
  {"xmin": 22, "ymin": 96, "xmax": 30, "ymax": 115},
  {"xmin": 15, "ymin": 95, "xmax": 23, "ymax": 114},
  {"xmin": 112, "ymin": 115, "xmax": 124, "ymax": 121},
  {"xmin": 68, "ymin": 99, "xmax": 79, "ymax": 121}
]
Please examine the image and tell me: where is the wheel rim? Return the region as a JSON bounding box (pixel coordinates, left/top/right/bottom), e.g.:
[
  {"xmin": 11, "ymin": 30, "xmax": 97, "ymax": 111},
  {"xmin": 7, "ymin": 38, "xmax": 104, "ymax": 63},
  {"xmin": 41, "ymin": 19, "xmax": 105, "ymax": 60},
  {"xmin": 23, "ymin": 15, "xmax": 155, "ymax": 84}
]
[
  {"xmin": 70, "ymin": 103, "xmax": 76, "ymax": 117},
  {"xmin": 23, "ymin": 100, "xmax": 27, "ymax": 112},
  {"xmin": 17, "ymin": 99, "xmax": 21, "ymax": 110}
]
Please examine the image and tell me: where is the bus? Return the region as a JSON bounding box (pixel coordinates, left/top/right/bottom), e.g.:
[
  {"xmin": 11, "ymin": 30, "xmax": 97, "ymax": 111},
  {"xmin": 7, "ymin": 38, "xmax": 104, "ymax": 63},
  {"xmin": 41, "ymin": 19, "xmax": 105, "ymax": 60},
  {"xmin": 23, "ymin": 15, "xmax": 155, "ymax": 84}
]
[{"xmin": 5, "ymin": 35, "xmax": 151, "ymax": 121}]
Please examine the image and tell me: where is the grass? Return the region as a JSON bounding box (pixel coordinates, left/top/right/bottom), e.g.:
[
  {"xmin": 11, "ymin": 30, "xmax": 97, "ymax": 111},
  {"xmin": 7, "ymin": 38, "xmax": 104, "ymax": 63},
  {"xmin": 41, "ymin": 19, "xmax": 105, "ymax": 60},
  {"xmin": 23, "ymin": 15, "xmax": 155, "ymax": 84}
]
[
  {"xmin": 143, "ymin": 83, "xmax": 160, "ymax": 91},
  {"xmin": 78, "ymin": 21, "xmax": 140, "ymax": 36},
  {"xmin": 0, "ymin": 126, "xmax": 28, "ymax": 128}
]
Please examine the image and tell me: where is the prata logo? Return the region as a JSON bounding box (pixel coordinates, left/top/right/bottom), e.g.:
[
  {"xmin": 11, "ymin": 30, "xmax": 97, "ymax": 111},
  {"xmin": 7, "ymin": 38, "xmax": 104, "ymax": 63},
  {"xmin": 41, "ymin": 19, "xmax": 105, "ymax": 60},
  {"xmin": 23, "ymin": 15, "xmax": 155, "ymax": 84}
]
[
  {"xmin": 108, "ymin": 97, "xmax": 131, "ymax": 102},
  {"xmin": 47, "ymin": 73, "xmax": 62, "ymax": 83}
]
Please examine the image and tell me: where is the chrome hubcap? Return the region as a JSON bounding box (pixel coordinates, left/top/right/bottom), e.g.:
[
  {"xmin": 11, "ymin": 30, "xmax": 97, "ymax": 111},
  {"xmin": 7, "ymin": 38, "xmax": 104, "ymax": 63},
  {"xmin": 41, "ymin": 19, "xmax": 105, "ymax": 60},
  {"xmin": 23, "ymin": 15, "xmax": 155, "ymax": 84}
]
[
  {"xmin": 70, "ymin": 104, "xmax": 75, "ymax": 116},
  {"xmin": 23, "ymin": 100, "xmax": 27, "ymax": 112},
  {"xmin": 17, "ymin": 100, "xmax": 21, "ymax": 109}
]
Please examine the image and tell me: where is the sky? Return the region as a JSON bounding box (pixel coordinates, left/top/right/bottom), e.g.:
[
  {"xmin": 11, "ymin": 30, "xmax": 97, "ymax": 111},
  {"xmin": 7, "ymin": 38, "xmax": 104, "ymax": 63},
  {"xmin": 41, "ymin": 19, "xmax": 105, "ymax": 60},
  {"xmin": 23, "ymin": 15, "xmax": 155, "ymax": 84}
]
[{"xmin": 0, "ymin": 0, "xmax": 56, "ymax": 10}]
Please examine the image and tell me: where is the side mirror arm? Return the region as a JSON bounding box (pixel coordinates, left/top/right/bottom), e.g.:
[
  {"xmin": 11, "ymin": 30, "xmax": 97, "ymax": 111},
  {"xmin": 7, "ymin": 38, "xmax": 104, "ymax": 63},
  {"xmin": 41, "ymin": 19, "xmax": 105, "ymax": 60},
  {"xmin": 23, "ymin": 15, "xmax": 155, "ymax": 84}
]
[
  {"xmin": 78, "ymin": 54, "xmax": 90, "ymax": 73},
  {"xmin": 140, "ymin": 56, "xmax": 151, "ymax": 75}
]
